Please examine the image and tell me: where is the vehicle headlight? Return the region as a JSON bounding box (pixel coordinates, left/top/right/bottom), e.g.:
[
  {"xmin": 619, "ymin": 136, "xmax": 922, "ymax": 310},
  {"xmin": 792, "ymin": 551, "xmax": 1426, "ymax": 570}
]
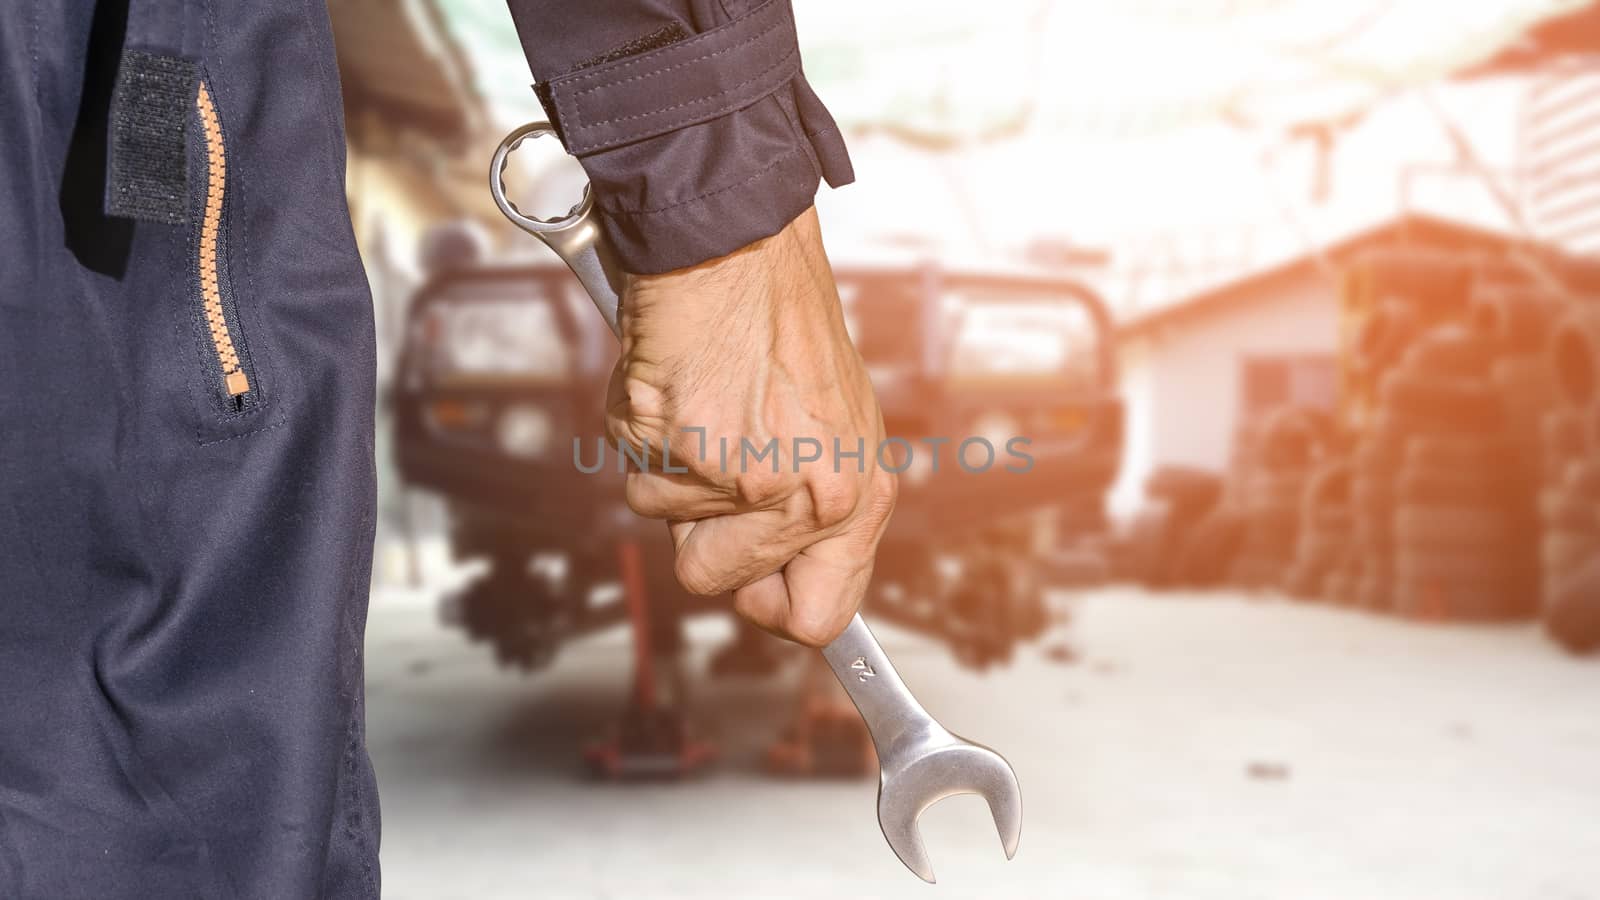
[
  {"xmin": 971, "ymin": 413, "xmax": 1021, "ymax": 452},
  {"xmin": 902, "ymin": 445, "xmax": 935, "ymax": 486},
  {"xmin": 497, "ymin": 405, "xmax": 554, "ymax": 459}
]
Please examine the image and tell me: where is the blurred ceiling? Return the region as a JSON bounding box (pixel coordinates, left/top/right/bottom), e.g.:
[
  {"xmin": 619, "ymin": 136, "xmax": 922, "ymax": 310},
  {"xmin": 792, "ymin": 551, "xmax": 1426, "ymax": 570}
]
[
  {"xmin": 438, "ymin": 0, "xmax": 1596, "ymax": 141},
  {"xmin": 793, "ymin": 0, "xmax": 1594, "ymax": 144},
  {"xmin": 329, "ymin": 0, "xmax": 485, "ymax": 144}
]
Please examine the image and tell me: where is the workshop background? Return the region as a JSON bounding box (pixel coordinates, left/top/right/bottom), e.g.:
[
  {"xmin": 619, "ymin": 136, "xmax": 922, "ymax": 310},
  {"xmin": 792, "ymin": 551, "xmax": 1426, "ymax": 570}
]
[{"xmin": 331, "ymin": 2, "xmax": 1600, "ymax": 898}]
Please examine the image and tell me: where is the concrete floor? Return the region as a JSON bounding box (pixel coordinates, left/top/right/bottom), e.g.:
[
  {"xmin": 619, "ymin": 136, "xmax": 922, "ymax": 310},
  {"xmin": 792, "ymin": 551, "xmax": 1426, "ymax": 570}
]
[{"xmin": 367, "ymin": 586, "xmax": 1600, "ymax": 900}]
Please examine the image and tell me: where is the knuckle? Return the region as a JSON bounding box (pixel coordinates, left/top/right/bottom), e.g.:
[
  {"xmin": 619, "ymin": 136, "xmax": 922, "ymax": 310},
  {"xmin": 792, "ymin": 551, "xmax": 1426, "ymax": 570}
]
[
  {"xmin": 679, "ymin": 450, "xmax": 719, "ymax": 482},
  {"xmin": 604, "ymin": 418, "xmax": 656, "ymax": 462},
  {"xmin": 866, "ymin": 470, "xmax": 898, "ymax": 524},
  {"xmin": 617, "ymin": 375, "xmax": 669, "ymax": 425},
  {"xmin": 674, "ymin": 553, "xmax": 722, "ymax": 596},
  {"xmin": 807, "ymin": 474, "xmax": 861, "ymax": 529},
  {"xmin": 784, "ymin": 602, "xmax": 845, "ymax": 648},
  {"xmin": 732, "ymin": 591, "xmax": 773, "ymax": 629},
  {"xmin": 733, "ymin": 467, "xmax": 787, "ymax": 506},
  {"xmin": 623, "ymin": 474, "xmax": 663, "ymax": 518}
]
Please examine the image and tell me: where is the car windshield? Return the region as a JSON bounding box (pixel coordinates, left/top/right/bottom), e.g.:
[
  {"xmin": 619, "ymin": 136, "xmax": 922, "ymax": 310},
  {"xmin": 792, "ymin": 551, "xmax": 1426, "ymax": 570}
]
[
  {"xmin": 418, "ymin": 278, "xmax": 571, "ymax": 380},
  {"xmin": 943, "ymin": 285, "xmax": 1103, "ymax": 390}
]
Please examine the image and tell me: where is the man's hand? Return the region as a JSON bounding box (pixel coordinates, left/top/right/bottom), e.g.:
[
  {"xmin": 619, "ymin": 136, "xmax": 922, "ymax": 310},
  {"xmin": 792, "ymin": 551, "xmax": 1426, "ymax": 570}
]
[{"xmin": 606, "ymin": 207, "xmax": 896, "ymax": 647}]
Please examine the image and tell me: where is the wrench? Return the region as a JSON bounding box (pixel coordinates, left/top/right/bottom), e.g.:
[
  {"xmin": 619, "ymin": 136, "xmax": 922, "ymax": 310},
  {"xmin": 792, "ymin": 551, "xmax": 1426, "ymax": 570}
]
[{"xmin": 491, "ymin": 122, "xmax": 1022, "ymax": 882}]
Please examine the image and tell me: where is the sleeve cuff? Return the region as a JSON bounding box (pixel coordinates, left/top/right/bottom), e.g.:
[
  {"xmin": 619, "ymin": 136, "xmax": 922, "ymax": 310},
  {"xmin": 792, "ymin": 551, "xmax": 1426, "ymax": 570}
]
[
  {"xmin": 531, "ymin": 0, "xmax": 853, "ymax": 274},
  {"xmin": 590, "ymin": 114, "xmax": 852, "ymax": 275}
]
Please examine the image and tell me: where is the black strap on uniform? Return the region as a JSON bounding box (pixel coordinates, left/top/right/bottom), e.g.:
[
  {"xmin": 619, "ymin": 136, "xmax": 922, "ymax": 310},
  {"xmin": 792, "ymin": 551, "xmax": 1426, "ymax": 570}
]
[
  {"xmin": 535, "ymin": 0, "xmax": 802, "ymax": 155},
  {"xmin": 106, "ymin": 0, "xmax": 201, "ymax": 224}
]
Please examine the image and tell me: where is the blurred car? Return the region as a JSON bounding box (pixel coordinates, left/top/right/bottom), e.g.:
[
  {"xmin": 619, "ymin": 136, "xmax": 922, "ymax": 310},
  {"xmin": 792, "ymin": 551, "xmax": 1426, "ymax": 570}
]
[{"xmin": 391, "ymin": 241, "xmax": 1122, "ymax": 676}]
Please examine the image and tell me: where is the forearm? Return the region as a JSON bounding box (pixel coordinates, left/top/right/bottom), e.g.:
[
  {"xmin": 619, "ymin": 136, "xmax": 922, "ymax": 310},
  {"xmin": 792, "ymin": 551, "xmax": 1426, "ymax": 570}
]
[{"xmin": 502, "ymin": 0, "xmax": 853, "ymax": 274}]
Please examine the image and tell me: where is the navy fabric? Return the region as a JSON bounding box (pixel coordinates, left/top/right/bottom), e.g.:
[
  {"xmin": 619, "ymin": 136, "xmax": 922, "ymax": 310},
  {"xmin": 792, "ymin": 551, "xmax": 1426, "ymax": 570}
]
[
  {"xmin": 1, "ymin": 0, "xmax": 379, "ymax": 897},
  {"xmin": 506, "ymin": 0, "xmax": 854, "ymax": 274},
  {"xmin": 121, "ymin": 0, "xmax": 202, "ymax": 57},
  {"xmin": 539, "ymin": 0, "xmax": 804, "ymax": 155}
]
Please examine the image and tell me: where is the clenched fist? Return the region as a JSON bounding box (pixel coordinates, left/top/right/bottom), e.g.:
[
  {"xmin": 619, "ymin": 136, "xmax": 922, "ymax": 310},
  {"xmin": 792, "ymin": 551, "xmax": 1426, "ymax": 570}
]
[{"xmin": 606, "ymin": 207, "xmax": 896, "ymax": 647}]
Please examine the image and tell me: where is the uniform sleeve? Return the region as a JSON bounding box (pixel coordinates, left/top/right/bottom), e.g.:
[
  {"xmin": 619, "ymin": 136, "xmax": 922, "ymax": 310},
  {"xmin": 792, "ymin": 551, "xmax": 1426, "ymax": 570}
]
[{"xmin": 504, "ymin": 0, "xmax": 853, "ymax": 274}]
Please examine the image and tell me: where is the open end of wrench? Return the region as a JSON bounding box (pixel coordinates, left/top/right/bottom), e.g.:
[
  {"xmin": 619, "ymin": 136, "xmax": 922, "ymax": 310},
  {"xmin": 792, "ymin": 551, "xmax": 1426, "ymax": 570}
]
[
  {"xmin": 822, "ymin": 615, "xmax": 1022, "ymax": 882},
  {"xmin": 876, "ymin": 738, "xmax": 1022, "ymax": 883}
]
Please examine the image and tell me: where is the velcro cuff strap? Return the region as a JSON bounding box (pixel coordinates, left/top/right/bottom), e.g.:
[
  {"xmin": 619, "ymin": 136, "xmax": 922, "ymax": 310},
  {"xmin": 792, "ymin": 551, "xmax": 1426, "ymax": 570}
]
[{"xmin": 542, "ymin": 0, "xmax": 801, "ymax": 155}]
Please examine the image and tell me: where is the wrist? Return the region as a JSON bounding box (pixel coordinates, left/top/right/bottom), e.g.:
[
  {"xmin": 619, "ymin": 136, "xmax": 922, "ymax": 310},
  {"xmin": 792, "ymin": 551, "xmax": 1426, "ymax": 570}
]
[{"xmin": 627, "ymin": 207, "xmax": 827, "ymax": 311}]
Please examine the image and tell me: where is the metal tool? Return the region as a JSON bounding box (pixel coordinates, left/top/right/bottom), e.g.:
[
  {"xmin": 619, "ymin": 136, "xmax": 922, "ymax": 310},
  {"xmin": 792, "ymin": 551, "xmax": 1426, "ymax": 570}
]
[
  {"xmin": 490, "ymin": 123, "xmax": 626, "ymax": 336},
  {"xmin": 491, "ymin": 122, "xmax": 1022, "ymax": 882}
]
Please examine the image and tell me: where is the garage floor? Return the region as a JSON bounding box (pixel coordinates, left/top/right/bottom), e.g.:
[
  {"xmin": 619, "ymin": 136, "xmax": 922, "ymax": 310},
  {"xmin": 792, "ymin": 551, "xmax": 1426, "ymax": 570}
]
[{"xmin": 367, "ymin": 585, "xmax": 1600, "ymax": 900}]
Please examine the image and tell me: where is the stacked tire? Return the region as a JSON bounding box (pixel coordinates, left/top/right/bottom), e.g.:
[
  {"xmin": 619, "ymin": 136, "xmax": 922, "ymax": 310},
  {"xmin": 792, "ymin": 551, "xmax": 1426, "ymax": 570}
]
[
  {"xmin": 1344, "ymin": 250, "xmax": 1479, "ymax": 323},
  {"xmin": 1345, "ymin": 296, "xmax": 1427, "ymax": 611},
  {"xmin": 1227, "ymin": 408, "xmax": 1324, "ymax": 589},
  {"xmin": 1350, "ymin": 414, "xmax": 1403, "ymax": 611},
  {"xmin": 1472, "ymin": 284, "xmax": 1564, "ymax": 609},
  {"xmin": 1348, "ymin": 298, "xmax": 1421, "ymax": 413},
  {"xmin": 1540, "ymin": 414, "xmax": 1596, "ymax": 599},
  {"xmin": 1173, "ymin": 506, "xmax": 1247, "ymax": 588},
  {"xmin": 1543, "ymin": 308, "xmax": 1600, "ymax": 653},
  {"xmin": 1228, "ymin": 468, "xmax": 1302, "ymax": 589},
  {"xmin": 1133, "ymin": 466, "xmax": 1225, "ymax": 588},
  {"xmin": 1284, "ymin": 459, "xmax": 1354, "ymax": 599},
  {"xmin": 1319, "ymin": 545, "xmax": 1363, "ymax": 607},
  {"xmin": 1381, "ymin": 325, "xmax": 1530, "ymax": 620}
]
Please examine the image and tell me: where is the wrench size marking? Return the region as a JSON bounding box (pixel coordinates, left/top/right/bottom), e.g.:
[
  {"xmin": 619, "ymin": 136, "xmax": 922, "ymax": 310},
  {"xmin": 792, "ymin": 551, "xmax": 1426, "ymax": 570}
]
[{"xmin": 851, "ymin": 657, "xmax": 877, "ymax": 682}]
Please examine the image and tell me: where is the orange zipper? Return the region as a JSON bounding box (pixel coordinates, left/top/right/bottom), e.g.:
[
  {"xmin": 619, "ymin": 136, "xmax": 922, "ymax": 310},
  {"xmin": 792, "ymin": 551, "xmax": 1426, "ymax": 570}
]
[{"xmin": 195, "ymin": 81, "xmax": 250, "ymax": 398}]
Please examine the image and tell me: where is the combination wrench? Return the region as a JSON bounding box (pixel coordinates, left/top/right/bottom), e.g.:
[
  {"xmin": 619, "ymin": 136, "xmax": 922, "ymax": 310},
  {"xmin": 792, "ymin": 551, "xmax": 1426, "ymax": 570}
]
[{"xmin": 491, "ymin": 122, "xmax": 1021, "ymax": 882}]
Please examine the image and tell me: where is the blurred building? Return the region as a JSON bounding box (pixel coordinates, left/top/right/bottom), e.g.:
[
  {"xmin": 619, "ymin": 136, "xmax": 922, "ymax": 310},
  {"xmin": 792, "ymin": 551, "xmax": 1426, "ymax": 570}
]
[
  {"xmin": 1111, "ymin": 214, "xmax": 1522, "ymax": 516},
  {"xmin": 1520, "ymin": 57, "xmax": 1600, "ymax": 257},
  {"xmin": 328, "ymin": 0, "xmax": 509, "ymax": 577},
  {"xmin": 329, "ymin": 0, "xmax": 499, "ymax": 381}
]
